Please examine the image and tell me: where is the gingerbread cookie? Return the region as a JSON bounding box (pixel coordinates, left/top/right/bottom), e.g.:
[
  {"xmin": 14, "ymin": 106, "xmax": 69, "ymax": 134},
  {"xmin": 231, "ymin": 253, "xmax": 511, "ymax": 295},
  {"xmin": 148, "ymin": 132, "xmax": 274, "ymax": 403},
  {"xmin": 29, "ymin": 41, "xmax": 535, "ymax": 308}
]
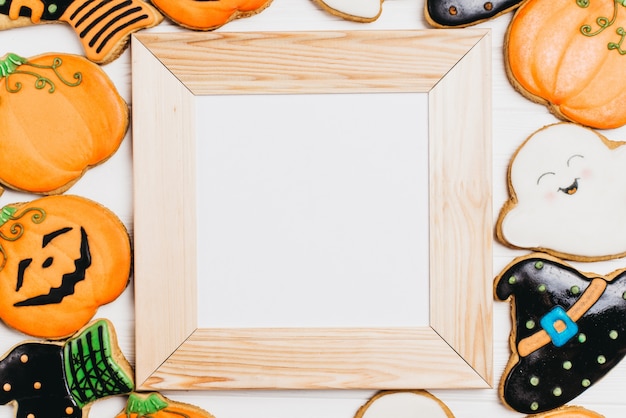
[
  {"xmin": 0, "ymin": 0, "xmax": 162, "ymax": 64},
  {"xmin": 0, "ymin": 195, "xmax": 131, "ymax": 339},
  {"xmin": 312, "ymin": 0, "xmax": 383, "ymax": 22},
  {"xmin": 354, "ymin": 390, "xmax": 454, "ymax": 418},
  {"xmin": 0, "ymin": 52, "xmax": 128, "ymax": 195},
  {"xmin": 0, "ymin": 319, "xmax": 134, "ymax": 418},
  {"xmin": 495, "ymin": 253, "xmax": 626, "ymax": 414},
  {"xmin": 425, "ymin": 0, "xmax": 522, "ymax": 27},
  {"xmin": 505, "ymin": 0, "xmax": 626, "ymax": 129},
  {"xmin": 527, "ymin": 405, "xmax": 604, "ymax": 417},
  {"xmin": 496, "ymin": 123, "xmax": 626, "ymax": 261},
  {"xmin": 116, "ymin": 392, "xmax": 216, "ymax": 418},
  {"xmin": 150, "ymin": 0, "xmax": 273, "ymax": 30}
]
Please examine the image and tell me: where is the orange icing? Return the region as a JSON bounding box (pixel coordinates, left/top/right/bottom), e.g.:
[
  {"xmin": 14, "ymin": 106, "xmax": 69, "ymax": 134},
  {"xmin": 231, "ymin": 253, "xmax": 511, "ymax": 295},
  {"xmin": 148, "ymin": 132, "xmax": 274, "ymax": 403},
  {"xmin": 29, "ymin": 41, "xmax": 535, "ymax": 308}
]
[
  {"xmin": 151, "ymin": 0, "xmax": 273, "ymax": 30},
  {"xmin": 0, "ymin": 195, "xmax": 131, "ymax": 339},
  {"xmin": 0, "ymin": 53, "xmax": 127, "ymax": 194},
  {"xmin": 507, "ymin": 0, "xmax": 626, "ymax": 129}
]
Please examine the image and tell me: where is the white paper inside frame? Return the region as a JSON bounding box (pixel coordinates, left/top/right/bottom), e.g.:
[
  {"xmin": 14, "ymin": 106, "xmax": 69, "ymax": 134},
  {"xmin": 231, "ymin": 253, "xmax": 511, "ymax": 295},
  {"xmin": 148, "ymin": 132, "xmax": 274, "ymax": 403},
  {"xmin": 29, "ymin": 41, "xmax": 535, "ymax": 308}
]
[{"xmin": 195, "ymin": 92, "xmax": 430, "ymax": 328}]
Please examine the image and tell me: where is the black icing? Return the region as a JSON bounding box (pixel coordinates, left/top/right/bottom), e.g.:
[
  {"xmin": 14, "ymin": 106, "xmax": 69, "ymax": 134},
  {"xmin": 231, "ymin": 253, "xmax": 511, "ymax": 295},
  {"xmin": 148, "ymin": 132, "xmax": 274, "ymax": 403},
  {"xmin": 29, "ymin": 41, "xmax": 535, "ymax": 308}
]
[
  {"xmin": 0, "ymin": 0, "xmax": 74, "ymax": 21},
  {"xmin": 495, "ymin": 256, "xmax": 626, "ymax": 414},
  {"xmin": 426, "ymin": 0, "xmax": 523, "ymax": 27},
  {"xmin": 0, "ymin": 343, "xmax": 81, "ymax": 418}
]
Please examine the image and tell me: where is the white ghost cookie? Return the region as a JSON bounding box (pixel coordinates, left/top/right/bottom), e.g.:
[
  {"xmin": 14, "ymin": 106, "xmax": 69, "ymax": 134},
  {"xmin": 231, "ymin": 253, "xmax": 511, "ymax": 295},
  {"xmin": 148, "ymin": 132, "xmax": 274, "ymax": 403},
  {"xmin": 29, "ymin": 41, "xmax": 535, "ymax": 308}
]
[
  {"xmin": 497, "ymin": 122, "xmax": 626, "ymax": 261},
  {"xmin": 354, "ymin": 390, "xmax": 454, "ymax": 418}
]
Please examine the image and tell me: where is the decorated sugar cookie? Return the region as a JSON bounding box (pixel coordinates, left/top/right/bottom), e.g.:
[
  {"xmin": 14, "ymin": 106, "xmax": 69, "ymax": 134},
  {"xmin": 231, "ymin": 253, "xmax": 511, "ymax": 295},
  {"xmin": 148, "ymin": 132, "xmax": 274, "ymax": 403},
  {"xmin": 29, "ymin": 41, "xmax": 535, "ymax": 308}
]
[
  {"xmin": 0, "ymin": 0, "xmax": 162, "ymax": 64},
  {"xmin": 150, "ymin": 0, "xmax": 273, "ymax": 30},
  {"xmin": 0, "ymin": 319, "xmax": 134, "ymax": 418},
  {"xmin": 497, "ymin": 123, "xmax": 626, "ymax": 261},
  {"xmin": 527, "ymin": 405, "xmax": 604, "ymax": 417},
  {"xmin": 506, "ymin": 0, "xmax": 626, "ymax": 128},
  {"xmin": 355, "ymin": 390, "xmax": 455, "ymax": 418},
  {"xmin": 425, "ymin": 0, "xmax": 522, "ymax": 27},
  {"xmin": 0, "ymin": 195, "xmax": 131, "ymax": 339},
  {"xmin": 0, "ymin": 52, "xmax": 128, "ymax": 195},
  {"xmin": 495, "ymin": 253, "xmax": 626, "ymax": 414},
  {"xmin": 312, "ymin": 0, "xmax": 383, "ymax": 22},
  {"xmin": 116, "ymin": 392, "xmax": 216, "ymax": 418}
]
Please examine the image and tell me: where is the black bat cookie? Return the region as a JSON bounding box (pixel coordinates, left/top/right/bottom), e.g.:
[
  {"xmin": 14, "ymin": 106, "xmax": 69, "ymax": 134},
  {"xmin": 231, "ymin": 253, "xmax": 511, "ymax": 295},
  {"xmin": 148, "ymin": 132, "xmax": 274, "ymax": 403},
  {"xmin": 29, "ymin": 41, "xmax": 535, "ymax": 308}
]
[
  {"xmin": 495, "ymin": 254, "xmax": 626, "ymax": 414},
  {"xmin": 425, "ymin": 0, "xmax": 523, "ymax": 27}
]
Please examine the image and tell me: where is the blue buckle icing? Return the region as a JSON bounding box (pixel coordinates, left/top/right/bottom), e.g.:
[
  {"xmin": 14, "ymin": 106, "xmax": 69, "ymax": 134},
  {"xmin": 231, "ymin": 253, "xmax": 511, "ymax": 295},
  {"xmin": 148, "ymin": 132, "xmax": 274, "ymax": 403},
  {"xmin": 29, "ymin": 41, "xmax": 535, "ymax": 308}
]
[{"xmin": 540, "ymin": 306, "xmax": 579, "ymax": 347}]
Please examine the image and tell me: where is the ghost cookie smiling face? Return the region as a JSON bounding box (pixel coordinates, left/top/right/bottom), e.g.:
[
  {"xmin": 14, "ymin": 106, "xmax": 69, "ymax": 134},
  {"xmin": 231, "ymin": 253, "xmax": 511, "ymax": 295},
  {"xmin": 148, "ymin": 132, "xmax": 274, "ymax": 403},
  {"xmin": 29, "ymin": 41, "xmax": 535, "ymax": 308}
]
[{"xmin": 497, "ymin": 123, "xmax": 626, "ymax": 261}]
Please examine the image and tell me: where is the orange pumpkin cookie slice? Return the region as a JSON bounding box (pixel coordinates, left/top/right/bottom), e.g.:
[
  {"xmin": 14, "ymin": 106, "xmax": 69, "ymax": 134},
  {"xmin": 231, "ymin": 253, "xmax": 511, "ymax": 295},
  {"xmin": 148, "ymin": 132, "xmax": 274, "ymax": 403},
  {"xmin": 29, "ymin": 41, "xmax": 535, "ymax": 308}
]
[
  {"xmin": 0, "ymin": 52, "xmax": 128, "ymax": 195},
  {"xmin": 116, "ymin": 392, "xmax": 216, "ymax": 418},
  {"xmin": 0, "ymin": 0, "xmax": 163, "ymax": 64},
  {"xmin": 151, "ymin": 0, "xmax": 273, "ymax": 30},
  {"xmin": 505, "ymin": 0, "xmax": 626, "ymax": 129},
  {"xmin": 0, "ymin": 195, "xmax": 131, "ymax": 339}
]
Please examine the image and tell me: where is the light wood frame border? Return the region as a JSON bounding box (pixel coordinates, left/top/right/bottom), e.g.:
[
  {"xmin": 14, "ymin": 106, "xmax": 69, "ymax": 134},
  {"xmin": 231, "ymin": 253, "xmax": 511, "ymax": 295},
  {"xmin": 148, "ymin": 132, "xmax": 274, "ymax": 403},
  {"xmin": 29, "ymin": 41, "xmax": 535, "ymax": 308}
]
[{"xmin": 131, "ymin": 30, "xmax": 493, "ymax": 390}]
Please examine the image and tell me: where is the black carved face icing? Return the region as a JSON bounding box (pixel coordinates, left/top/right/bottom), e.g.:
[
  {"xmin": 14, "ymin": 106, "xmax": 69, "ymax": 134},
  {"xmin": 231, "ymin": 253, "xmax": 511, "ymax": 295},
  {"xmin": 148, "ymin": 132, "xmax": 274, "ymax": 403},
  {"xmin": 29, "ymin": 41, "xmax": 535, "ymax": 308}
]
[{"xmin": 13, "ymin": 226, "xmax": 91, "ymax": 307}]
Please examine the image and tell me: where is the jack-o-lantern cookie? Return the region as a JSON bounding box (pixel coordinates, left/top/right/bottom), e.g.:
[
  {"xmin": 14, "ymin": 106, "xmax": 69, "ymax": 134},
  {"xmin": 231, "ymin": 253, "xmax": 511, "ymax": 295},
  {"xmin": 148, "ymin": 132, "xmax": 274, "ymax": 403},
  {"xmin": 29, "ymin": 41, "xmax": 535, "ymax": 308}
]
[
  {"xmin": 355, "ymin": 390, "xmax": 455, "ymax": 418},
  {"xmin": 506, "ymin": 0, "xmax": 626, "ymax": 129},
  {"xmin": 150, "ymin": 0, "xmax": 273, "ymax": 30},
  {"xmin": 0, "ymin": 195, "xmax": 131, "ymax": 339},
  {"xmin": 311, "ymin": 0, "xmax": 383, "ymax": 22},
  {"xmin": 0, "ymin": 319, "xmax": 134, "ymax": 418},
  {"xmin": 116, "ymin": 392, "xmax": 216, "ymax": 418},
  {"xmin": 0, "ymin": 52, "xmax": 128, "ymax": 195},
  {"xmin": 0, "ymin": 0, "xmax": 162, "ymax": 64},
  {"xmin": 495, "ymin": 253, "xmax": 626, "ymax": 413},
  {"xmin": 497, "ymin": 123, "xmax": 626, "ymax": 262}
]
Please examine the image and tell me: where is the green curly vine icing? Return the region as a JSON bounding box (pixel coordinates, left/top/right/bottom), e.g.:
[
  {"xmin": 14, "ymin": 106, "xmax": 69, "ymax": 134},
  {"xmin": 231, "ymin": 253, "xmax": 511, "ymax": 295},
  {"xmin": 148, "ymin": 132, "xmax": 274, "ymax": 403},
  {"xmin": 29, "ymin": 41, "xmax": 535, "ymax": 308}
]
[
  {"xmin": 0, "ymin": 206, "xmax": 46, "ymax": 272},
  {"xmin": 0, "ymin": 53, "xmax": 82, "ymax": 94},
  {"xmin": 578, "ymin": 0, "xmax": 626, "ymax": 54}
]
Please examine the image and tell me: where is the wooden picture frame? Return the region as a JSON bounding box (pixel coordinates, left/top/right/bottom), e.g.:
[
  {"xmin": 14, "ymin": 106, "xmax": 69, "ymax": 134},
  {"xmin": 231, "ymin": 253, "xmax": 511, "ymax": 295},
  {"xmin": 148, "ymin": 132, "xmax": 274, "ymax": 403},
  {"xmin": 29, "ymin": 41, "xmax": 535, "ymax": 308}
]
[{"xmin": 131, "ymin": 30, "xmax": 493, "ymax": 390}]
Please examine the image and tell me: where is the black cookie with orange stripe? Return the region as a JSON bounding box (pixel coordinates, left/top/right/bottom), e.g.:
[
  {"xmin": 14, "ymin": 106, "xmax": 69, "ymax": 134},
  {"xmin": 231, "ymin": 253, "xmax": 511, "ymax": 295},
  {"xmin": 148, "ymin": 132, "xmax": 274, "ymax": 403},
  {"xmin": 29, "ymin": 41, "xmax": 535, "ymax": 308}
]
[
  {"xmin": 425, "ymin": 0, "xmax": 522, "ymax": 27},
  {"xmin": 495, "ymin": 253, "xmax": 626, "ymax": 414}
]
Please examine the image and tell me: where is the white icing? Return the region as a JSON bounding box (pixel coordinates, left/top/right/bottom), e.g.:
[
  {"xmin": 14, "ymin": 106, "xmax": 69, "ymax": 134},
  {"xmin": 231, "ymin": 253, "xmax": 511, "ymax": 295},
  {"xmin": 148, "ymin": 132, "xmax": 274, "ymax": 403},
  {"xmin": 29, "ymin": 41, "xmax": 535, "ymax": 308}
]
[
  {"xmin": 500, "ymin": 123, "xmax": 626, "ymax": 258},
  {"xmin": 318, "ymin": 0, "xmax": 382, "ymax": 19},
  {"xmin": 360, "ymin": 392, "xmax": 452, "ymax": 418}
]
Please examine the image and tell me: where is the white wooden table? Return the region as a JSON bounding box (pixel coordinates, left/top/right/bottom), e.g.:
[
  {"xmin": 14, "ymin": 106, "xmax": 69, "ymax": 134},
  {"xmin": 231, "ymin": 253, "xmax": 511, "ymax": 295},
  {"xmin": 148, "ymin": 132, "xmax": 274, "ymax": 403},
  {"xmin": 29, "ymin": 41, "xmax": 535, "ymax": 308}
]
[{"xmin": 1, "ymin": 0, "xmax": 625, "ymax": 417}]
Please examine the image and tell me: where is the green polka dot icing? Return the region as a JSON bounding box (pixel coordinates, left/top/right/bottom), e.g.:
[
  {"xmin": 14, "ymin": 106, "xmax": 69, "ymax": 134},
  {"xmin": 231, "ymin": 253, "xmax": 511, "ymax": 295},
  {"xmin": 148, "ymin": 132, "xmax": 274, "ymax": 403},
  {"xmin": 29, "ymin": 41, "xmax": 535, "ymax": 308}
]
[
  {"xmin": 526, "ymin": 320, "xmax": 536, "ymax": 329},
  {"xmin": 530, "ymin": 402, "xmax": 539, "ymax": 411},
  {"xmin": 534, "ymin": 261, "xmax": 544, "ymax": 269},
  {"xmin": 530, "ymin": 376, "xmax": 539, "ymax": 386},
  {"xmin": 582, "ymin": 379, "xmax": 591, "ymax": 387},
  {"xmin": 570, "ymin": 285, "xmax": 580, "ymax": 295},
  {"xmin": 597, "ymin": 355, "xmax": 606, "ymax": 364},
  {"xmin": 537, "ymin": 284, "xmax": 546, "ymax": 292},
  {"xmin": 508, "ymin": 276, "xmax": 517, "ymax": 285},
  {"xmin": 48, "ymin": 3, "xmax": 57, "ymax": 13},
  {"xmin": 562, "ymin": 361, "xmax": 572, "ymax": 370},
  {"xmin": 552, "ymin": 387, "xmax": 562, "ymax": 396},
  {"xmin": 578, "ymin": 333, "xmax": 587, "ymax": 343},
  {"xmin": 610, "ymin": 330, "xmax": 619, "ymax": 340}
]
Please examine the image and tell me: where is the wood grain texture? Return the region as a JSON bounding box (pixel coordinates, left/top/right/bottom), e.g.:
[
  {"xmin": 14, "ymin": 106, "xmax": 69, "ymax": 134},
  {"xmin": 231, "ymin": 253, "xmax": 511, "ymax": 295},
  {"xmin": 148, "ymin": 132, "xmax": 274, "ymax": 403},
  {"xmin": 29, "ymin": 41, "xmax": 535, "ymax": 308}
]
[{"xmin": 132, "ymin": 30, "xmax": 492, "ymax": 391}]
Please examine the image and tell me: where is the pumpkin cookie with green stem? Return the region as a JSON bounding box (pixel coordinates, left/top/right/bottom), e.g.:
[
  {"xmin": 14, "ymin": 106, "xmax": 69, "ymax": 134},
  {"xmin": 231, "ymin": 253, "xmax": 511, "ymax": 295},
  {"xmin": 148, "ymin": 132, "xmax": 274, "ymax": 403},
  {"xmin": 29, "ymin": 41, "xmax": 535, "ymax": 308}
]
[
  {"xmin": 0, "ymin": 52, "xmax": 128, "ymax": 195},
  {"xmin": 116, "ymin": 392, "xmax": 216, "ymax": 418}
]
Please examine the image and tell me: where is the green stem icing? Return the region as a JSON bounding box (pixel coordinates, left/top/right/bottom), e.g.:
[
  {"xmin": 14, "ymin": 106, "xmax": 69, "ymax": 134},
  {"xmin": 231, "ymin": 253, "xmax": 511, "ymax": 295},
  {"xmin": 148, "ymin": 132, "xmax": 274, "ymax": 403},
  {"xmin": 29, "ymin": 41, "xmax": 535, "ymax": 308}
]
[
  {"xmin": 0, "ymin": 206, "xmax": 46, "ymax": 272},
  {"xmin": 125, "ymin": 393, "xmax": 169, "ymax": 415},
  {"xmin": 0, "ymin": 53, "xmax": 82, "ymax": 94}
]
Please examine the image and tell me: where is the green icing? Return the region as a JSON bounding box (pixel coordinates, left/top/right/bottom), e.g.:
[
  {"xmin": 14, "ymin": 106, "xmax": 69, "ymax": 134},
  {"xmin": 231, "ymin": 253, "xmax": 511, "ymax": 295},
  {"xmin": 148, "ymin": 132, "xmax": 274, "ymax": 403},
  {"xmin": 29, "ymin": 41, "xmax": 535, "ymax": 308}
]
[
  {"xmin": 0, "ymin": 206, "xmax": 45, "ymax": 272},
  {"xmin": 578, "ymin": 0, "xmax": 626, "ymax": 54},
  {"xmin": 0, "ymin": 53, "xmax": 82, "ymax": 94},
  {"xmin": 63, "ymin": 319, "xmax": 134, "ymax": 408},
  {"xmin": 125, "ymin": 393, "xmax": 169, "ymax": 415}
]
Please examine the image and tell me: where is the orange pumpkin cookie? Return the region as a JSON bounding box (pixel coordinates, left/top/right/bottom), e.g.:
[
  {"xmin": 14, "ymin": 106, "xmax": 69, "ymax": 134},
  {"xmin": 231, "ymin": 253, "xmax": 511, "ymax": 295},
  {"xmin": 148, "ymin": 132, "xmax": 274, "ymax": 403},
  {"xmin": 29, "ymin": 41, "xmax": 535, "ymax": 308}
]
[
  {"xmin": 0, "ymin": 0, "xmax": 162, "ymax": 64},
  {"xmin": 355, "ymin": 390, "xmax": 455, "ymax": 418},
  {"xmin": 116, "ymin": 392, "xmax": 216, "ymax": 418},
  {"xmin": 0, "ymin": 195, "xmax": 131, "ymax": 339},
  {"xmin": 150, "ymin": 0, "xmax": 273, "ymax": 30},
  {"xmin": 505, "ymin": 0, "xmax": 626, "ymax": 129},
  {"xmin": 0, "ymin": 52, "xmax": 128, "ymax": 195},
  {"xmin": 527, "ymin": 405, "xmax": 604, "ymax": 417}
]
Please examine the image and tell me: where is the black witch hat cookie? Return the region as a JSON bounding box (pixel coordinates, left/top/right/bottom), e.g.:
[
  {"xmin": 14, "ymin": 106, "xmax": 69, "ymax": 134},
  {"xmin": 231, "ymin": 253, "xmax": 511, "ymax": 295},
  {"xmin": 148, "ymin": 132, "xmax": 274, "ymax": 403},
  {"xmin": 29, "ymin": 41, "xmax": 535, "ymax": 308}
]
[
  {"xmin": 495, "ymin": 253, "xmax": 626, "ymax": 414},
  {"xmin": 425, "ymin": 0, "xmax": 523, "ymax": 27}
]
